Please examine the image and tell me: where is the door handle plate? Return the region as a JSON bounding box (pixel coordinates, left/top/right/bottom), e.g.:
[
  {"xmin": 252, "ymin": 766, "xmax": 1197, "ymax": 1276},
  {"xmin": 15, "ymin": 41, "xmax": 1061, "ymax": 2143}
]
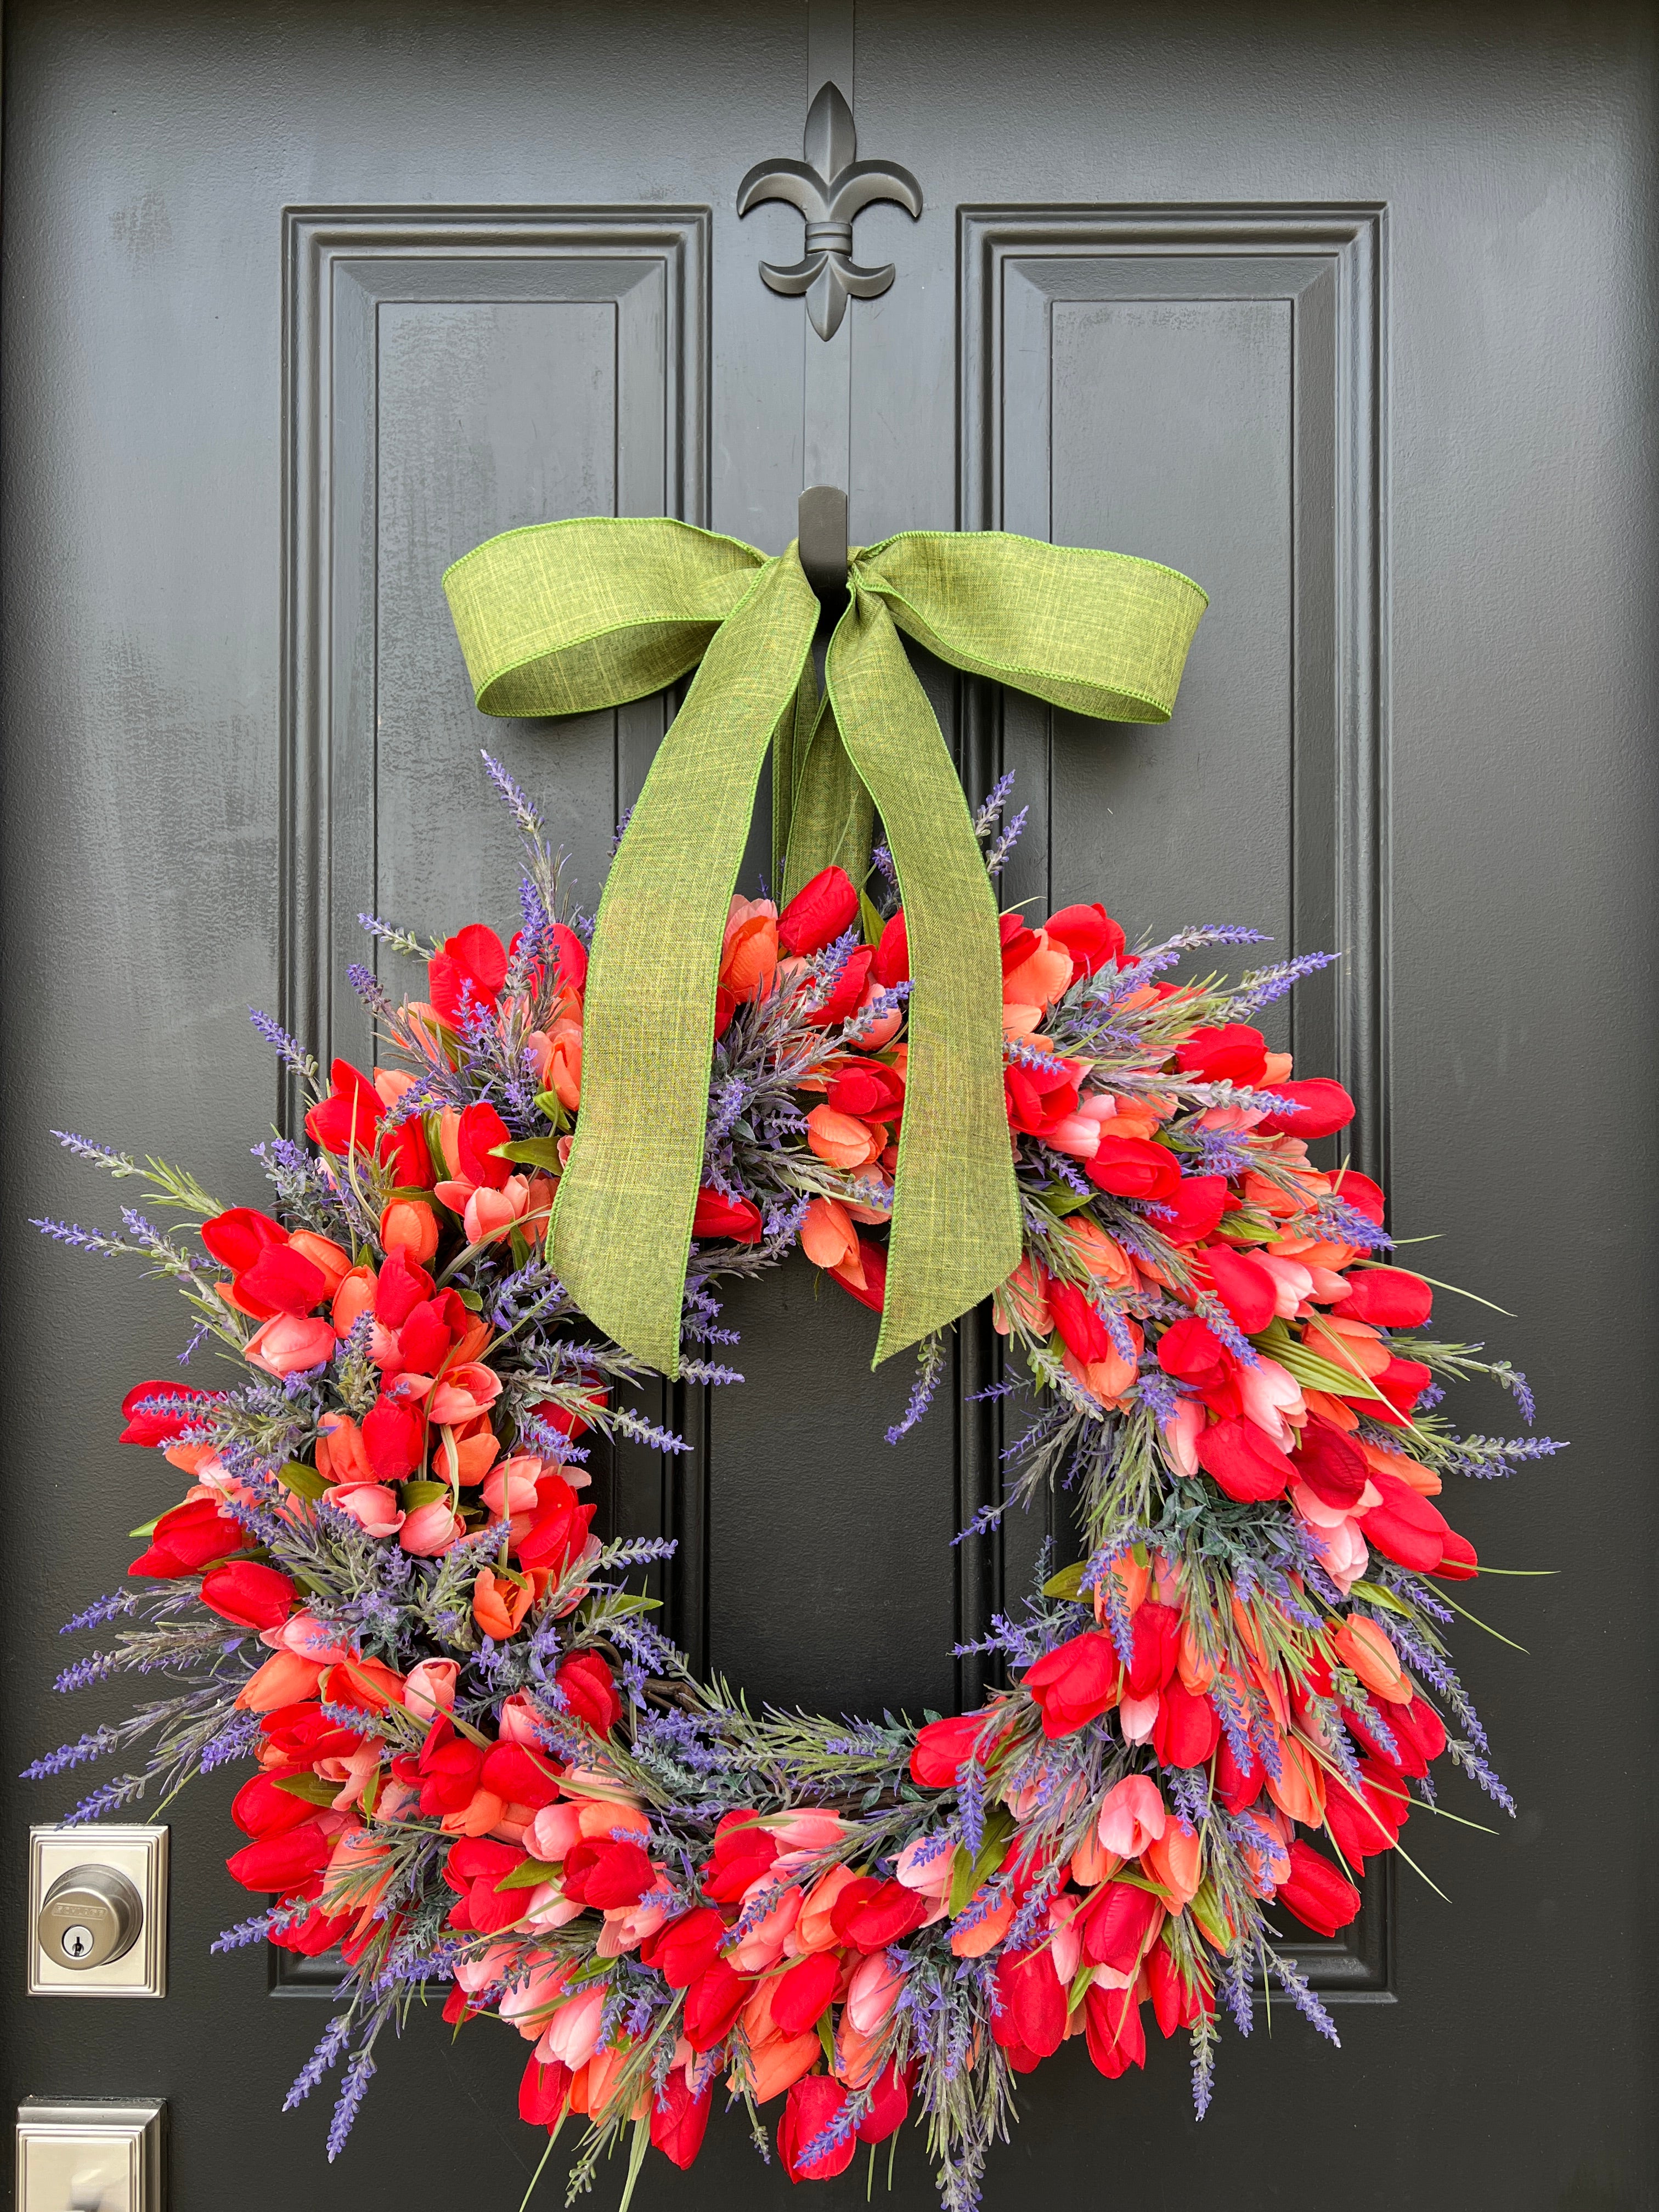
[{"xmin": 15, "ymin": 2100, "xmax": 165, "ymax": 2212}]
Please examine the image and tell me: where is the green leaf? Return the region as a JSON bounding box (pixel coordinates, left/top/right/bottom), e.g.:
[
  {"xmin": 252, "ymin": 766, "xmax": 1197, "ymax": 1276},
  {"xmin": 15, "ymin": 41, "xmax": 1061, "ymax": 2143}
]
[
  {"xmin": 1348, "ymin": 1578, "xmax": 1412, "ymax": 1617},
  {"xmin": 858, "ymin": 888, "xmax": 886, "ymax": 948},
  {"xmin": 274, "ymin": 1773, "xmax": 340, "ymax": 1807},
  {"xmin": 493, "ymin": 1137, "xmax": 566, "ymax": 1171},
  {"xmin": 401, "ymin": 1479, "xmax": 450, "ymax": 1507},
  {"xmin": 454, "ymin": 1286, "xmax": 484, "ymax": 1311},
  {"xmin": 1037, "ymin": 1183, "xmax": 1097, "ymax": 1219},
  {"xmin": 532, "ymin": 1090, "xmax": 571, "ymax": 1131},
  {"xmin": 276, "ymin": 1459, "xmax": 329, "ymax": 1501},
  {"xmin": 1042, "ymin": 1562, "xmax": 1087, "ymax": 1601},
  {"xmin": 128, "ymin": 1514, "xmax": 163, "ymax": 1540},
  {"xmin": 495, "ymin": 1858, "xmax": 561, "ymax": 1892},
  {"xmin": 947, "ymin": 1805, "xmax": 1015, "ymax": 1917}
]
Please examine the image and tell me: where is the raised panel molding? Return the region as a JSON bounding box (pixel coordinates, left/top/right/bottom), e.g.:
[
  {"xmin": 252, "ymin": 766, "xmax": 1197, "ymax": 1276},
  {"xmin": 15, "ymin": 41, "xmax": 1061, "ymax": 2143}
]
[
  {"xmin": 281, "ymin": 205, "xmax": 709, "ymax": 1109},
  {"xmin": 958, "ymin": 206, "xmax": 1391, "ymax": 1995},
  {"xmin": 273, "ymin": 207, "xmax": 709, "ymax": 1991}
]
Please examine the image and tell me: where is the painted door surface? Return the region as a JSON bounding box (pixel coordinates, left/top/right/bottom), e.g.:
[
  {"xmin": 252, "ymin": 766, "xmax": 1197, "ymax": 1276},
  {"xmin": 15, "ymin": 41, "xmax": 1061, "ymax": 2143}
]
[{"xmin": 3, "ymin": 4, "xmax": 1654, "ymax": 2207}]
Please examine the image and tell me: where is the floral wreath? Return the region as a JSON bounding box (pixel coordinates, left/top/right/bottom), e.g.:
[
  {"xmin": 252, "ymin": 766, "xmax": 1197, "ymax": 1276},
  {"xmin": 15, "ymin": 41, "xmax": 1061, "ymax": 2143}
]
[{"xmin": 29, "ymin": 744, "xmax": 1552, "ymax": 2209}]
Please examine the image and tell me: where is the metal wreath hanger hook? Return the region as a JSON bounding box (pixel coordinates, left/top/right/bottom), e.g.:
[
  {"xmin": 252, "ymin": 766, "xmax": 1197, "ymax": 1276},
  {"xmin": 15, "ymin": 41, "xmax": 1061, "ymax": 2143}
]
[
  {"xmin": 738, "ymin": 80, "xmax": 922, "ymax": 341},
  {"xmin": 797, "ymin": 483, "xmax": 849, "ymax": 613}
]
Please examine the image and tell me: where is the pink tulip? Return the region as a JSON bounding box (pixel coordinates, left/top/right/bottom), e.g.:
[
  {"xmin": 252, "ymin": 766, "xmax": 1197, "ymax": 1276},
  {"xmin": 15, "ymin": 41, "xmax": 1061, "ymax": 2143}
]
[
  {"xmin": 1234, "ymin": 1356, "xmax": 1304, "ymax": 1449},
  {"xmin": 1161, "ymin": 1396, "xmax": 1206, "ymax": 1477},
  {"xmin": 894, "ymin": 1835, "xmax": 953, "ymax": 1899},
  {"xmin": 845, "ymin": 1948, "xmax": 905, "ymax": 2035},
  {"xmin": 527, "ymin": 1802, "xmax": 585, "ymax": 1861},
  {"xmin": 1096, "ymin": 1774, "xmax": 1167, "ymax": 1859},
  {"xmin": 403, "ymin": 1659, "xmax": 458, "ymax": 1719},
  {"xmin": 465, "ymin": 1176, "xmax": 529, "ymax": 1248},
  {"xmin": 426, "ymin": 1363, "xmax": 502, "ymax": 1424},
  {"xmin": 495, "ymin": 1690, "xmax": 547, "ymax": 1746},
  {"xmin": 769, "ymin": 1809, "xmax": 848, "ymax": 1853},
  {"xmin": 245, "ymin": 1311, "xmax": 336, "ymax": 1378},
  {"xmin": 498, "ymin": 1956, "xmax": 569, "ymax": 2037},
  {"xmin": 539, "ymin": 1987, "xmax": 607, "ymax": 2071},
  {"xmin": 725, "ymin": 1880, "xmax": 803, "ymax": 1972},
  {"xmin": 398, "ymin": 1499, "xmax": 464, "ymax": 1555},
  {"xmin": 596, "ymin": 1896, "xmax": 670, "ymax": 1956},
  {"xmin": 331, "ymin": 1483, "xmax": 405, "ymax": 1538},
  {"xmin": 482, "ymin": 1455, "xmax": 543, "ymax": 1519}
]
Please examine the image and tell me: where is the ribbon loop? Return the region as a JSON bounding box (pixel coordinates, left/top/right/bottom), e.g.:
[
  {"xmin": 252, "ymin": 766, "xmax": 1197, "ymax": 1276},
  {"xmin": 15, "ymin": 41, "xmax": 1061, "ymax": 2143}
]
[{"xmin": 444, "ymin": 518, "xmax": 1205, "ymax": 1380}]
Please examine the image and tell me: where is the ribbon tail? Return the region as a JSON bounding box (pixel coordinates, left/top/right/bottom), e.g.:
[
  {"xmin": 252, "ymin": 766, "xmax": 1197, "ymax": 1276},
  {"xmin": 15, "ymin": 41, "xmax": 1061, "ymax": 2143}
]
[
  {"xmin": 552, "ymin": 555, "xmax": 819, "ymax": 1376},
  {"xmin": 780, "ymin": 691, "xmax": 876, "ymax": 907},
  {"xmin": 825, "ymin": 590, "xmax": 1021, "ymax": 1366}
]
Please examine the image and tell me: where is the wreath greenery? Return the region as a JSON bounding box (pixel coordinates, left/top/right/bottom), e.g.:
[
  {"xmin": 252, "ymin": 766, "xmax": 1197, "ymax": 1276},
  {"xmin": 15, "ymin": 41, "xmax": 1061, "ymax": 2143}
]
[{"xmin": 31, "ymin": 755, "xmax": 1548, "ymax": 2208}]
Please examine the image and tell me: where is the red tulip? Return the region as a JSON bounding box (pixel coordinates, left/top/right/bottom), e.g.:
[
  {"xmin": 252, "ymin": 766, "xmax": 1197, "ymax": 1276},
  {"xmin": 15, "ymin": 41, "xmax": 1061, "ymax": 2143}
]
[
  {"xmin": 129, "ymin": 1496, "xmax": 241, "ymax": 1578},
  {"xmin": 1358, "ymin": 1467, "xmax": 1453, "ymax": 1575},
  {"xmin": 1125, "ymin": 1601, "xmax": 1181, "ymax": 1699},
  {"xmin": 362, "ymin": 1395, "xmax": 424, "ymax": 1484},
  {"xmin": 1205, "ymin": 1245, "xmax": 1278, "ymax": 1335},
  {"xmin": 910, "ymin": 1711, "xmax": 997, "ymax": 1787},
  {"xmin": 691, "ymin": 1187, "xmax": 765, "ymax": 1244},
  {"xmin": 520, "ymin": 2053, "xmax": 573, "ymax": 2128},
  {"xmin": 230, "ymin": 1773, "xmax": 319, "ymax": 1837},
  {"xmin": 650, "ymin": 2071, "xmax": 713, "ymax": 2170},
  {"xmin": 555, "ymin": 1650, "xmax": 622, "ymax": 1735},
  {"xmin": 827, "ymin": 1060, "xmax": 904, "ymax": 1119},
  {"xmin": 1324, "ymin": 1760, "xmax": 1409, "ymax": 1865},
  {"xmin": 701, "ymin": 1811, "xmax": 779, "ymax": 1901},
  {"xmin": 1048, "ymin": 1278, "xmax": 1112, "ymax": 1365},
  {"xmin": 779, "ymin": 2075, "xmax": 856, "ymax": 2182},
  {"xmin": 1044, "ymin": 902, "xmax": 1126, "ymax": 981},
  {"xmin": 1022, "ymin": 1629, "xmax": 1120, "ymax": 1738},
  {"xmin": 1290, "ymin": 1420, "xmax": 1368, "ymax": 1510},
  {"xmin": 374, "ymin": 1245, "xmax": 433, "ymax": 1328},
  {"xmin": 455, "ymin": 1101, "xmax": 514, "ymax": 1192},
  {"xmin": 200, "ymin": 1560, "xmax": 296, "ymax": 1630},
  {"xmin": 1346, "ymin": 1692, "xmax": 1446, "ymax": 1779},
  {"xmin": 1153, "ymin": 1679, "xmax": 1221, "ymax": 1768},
  {"xmin": 778, "ymin": 866, "xmax": 859, "ymax": 956},
  {"xmin": 1083, "ymin": 1980, "xmax": 1147, "ymax": 2079},
  {"xmin": 1147, "ymin": 1940, "xmax": 1212, "ymax": 2037},
  {"xmin": 225, "ymin": 1816, "xmax": 331, "ymax": 1892},
  {"xmin": 1158, "ymin": 1173, "xmax": 1231, "ymax": 1246},
  {"xmin": 562, "ymin": 1836, "xmax": 653, "ymax": 1910},
  {"xmin": 305, "ymin": 1059, "xmax": 384, "ymax": 1157},
  {"xmin": 1080, "ymin": 1880, "xmax": 1163, "ymax": 1974},
  {"xmin": 1215, "ymin": 1722, "xmax": 1265, "ymax": 1812},
  {"xmin": 516, "ymin": 1482, "xmax": 597, "ymax": 1577},
  {"xmin": 1195, "ymin": 1417, "xmax": 1291, "ymax": 1502},
  {"xmin": 479, "ymin": 1740, "xmax": 562, "ymax": 1810},
  {"xmin": 427, "ymin": 923, "xmax": 510, "ymax": 1028},
  {"xmin": 547, "ymin": 923, "xmax": 589, "ymax": 999},
  {"xmin": 238, "ymin": 1243, "xmax": 328, "ymax": 1318},
  {"xmin": 1256, "ymin": 1078, "xmax": 1356, "ymax": 1139},
  {"xmin": 832, "ymin": 1238, "xmax": 887, "ymax": 1314},
  {"xmin": 830, "ymin": 1876, "xmax": 928, "ymax": 1953},
  {"xmin": 804, "ymin": 944, "xmax": 874, "ymax": 1028},
  {"xmin": 855, "ymin": 2061, "xmax": 911, "ymax": 2144},
  {"xmin": 1086, "ymin": 1134, "xmax": 1181, "ymax": 1201},
  {"xmin": 1338, "ymin": 1266, "xmax": 1433, "ymax": 1327},
  {"xmin": 1274, "ymin": 1838, "xmax": 1361, "ymax": 1937},
  {"xmin": 770, "ymin": 1949, "xmax": 842, "ymax": 2034},
  {"xmin": 379, "ymin": 1118, "xmax": 437, "ymax": 1191},
  {"xmin": 645, "ymin": 1906, "xmax": 728, "ymax": 1990},
  {"xmin": 200, "ymin": 1207, "xmax": 288, "ymax": 1275},
  {"xmin": 1175, "ymin": 1023, "xmax": 1269, "ymax": 1086},
  {"xmin": 682, "ymin": 1957, "xmax": 752, "ymax": 2052},
  {"xmin": 1334, "ymin": 1170, "xmax": 1387, "ymax": 1224},
  {"xmin": 994, "ymin": 1946, "xmax": 1067, "ymax": 2058},
  {"xmin": 871, "ymin": 910, "xmax": 909, "ymax": 988},
  {"xmin": 1156, "ymin": 1315, "xmax": 1231, "ymax": 1391},
  {"xmin": 444, "ymin": 1838, "xmax": 532, "ymax": 1933},
  {"xmin": 1375, "ymin": 1355, "xmax": 1433, "ymax": 1415}
]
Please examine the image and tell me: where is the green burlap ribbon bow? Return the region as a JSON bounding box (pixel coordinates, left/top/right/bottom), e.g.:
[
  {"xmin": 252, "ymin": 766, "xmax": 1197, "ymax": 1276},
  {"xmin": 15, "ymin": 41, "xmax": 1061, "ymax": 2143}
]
[{"xmin": 443, "ymin": 518, "xmax": 1205, "ymax": 1378}]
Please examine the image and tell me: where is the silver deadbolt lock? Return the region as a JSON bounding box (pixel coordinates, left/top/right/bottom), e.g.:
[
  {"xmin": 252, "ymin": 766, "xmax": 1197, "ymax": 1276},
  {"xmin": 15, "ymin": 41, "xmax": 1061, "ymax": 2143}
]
[
  {"xmin": 38, "ymin": 1865, "xmax": 144, "ymax": 1972},
  {"xmin": 27, "ymin": 1827, "xmax": 168, "ymax": 1996}
]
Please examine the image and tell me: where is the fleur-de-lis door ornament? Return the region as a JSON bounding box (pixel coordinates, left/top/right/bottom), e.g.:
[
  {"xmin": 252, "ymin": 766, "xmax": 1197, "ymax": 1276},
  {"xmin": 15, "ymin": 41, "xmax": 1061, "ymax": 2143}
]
[{"xmin": 737, "ymin": 80, "xmax": 923, "ymax": 340}]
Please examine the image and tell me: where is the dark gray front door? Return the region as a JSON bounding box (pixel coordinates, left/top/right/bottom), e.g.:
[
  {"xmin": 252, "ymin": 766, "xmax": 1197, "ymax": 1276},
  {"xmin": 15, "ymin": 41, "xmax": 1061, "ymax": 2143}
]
[{"xmin": 4, "ymin": 4, "xmax": 1653, "ymax": 2207}]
